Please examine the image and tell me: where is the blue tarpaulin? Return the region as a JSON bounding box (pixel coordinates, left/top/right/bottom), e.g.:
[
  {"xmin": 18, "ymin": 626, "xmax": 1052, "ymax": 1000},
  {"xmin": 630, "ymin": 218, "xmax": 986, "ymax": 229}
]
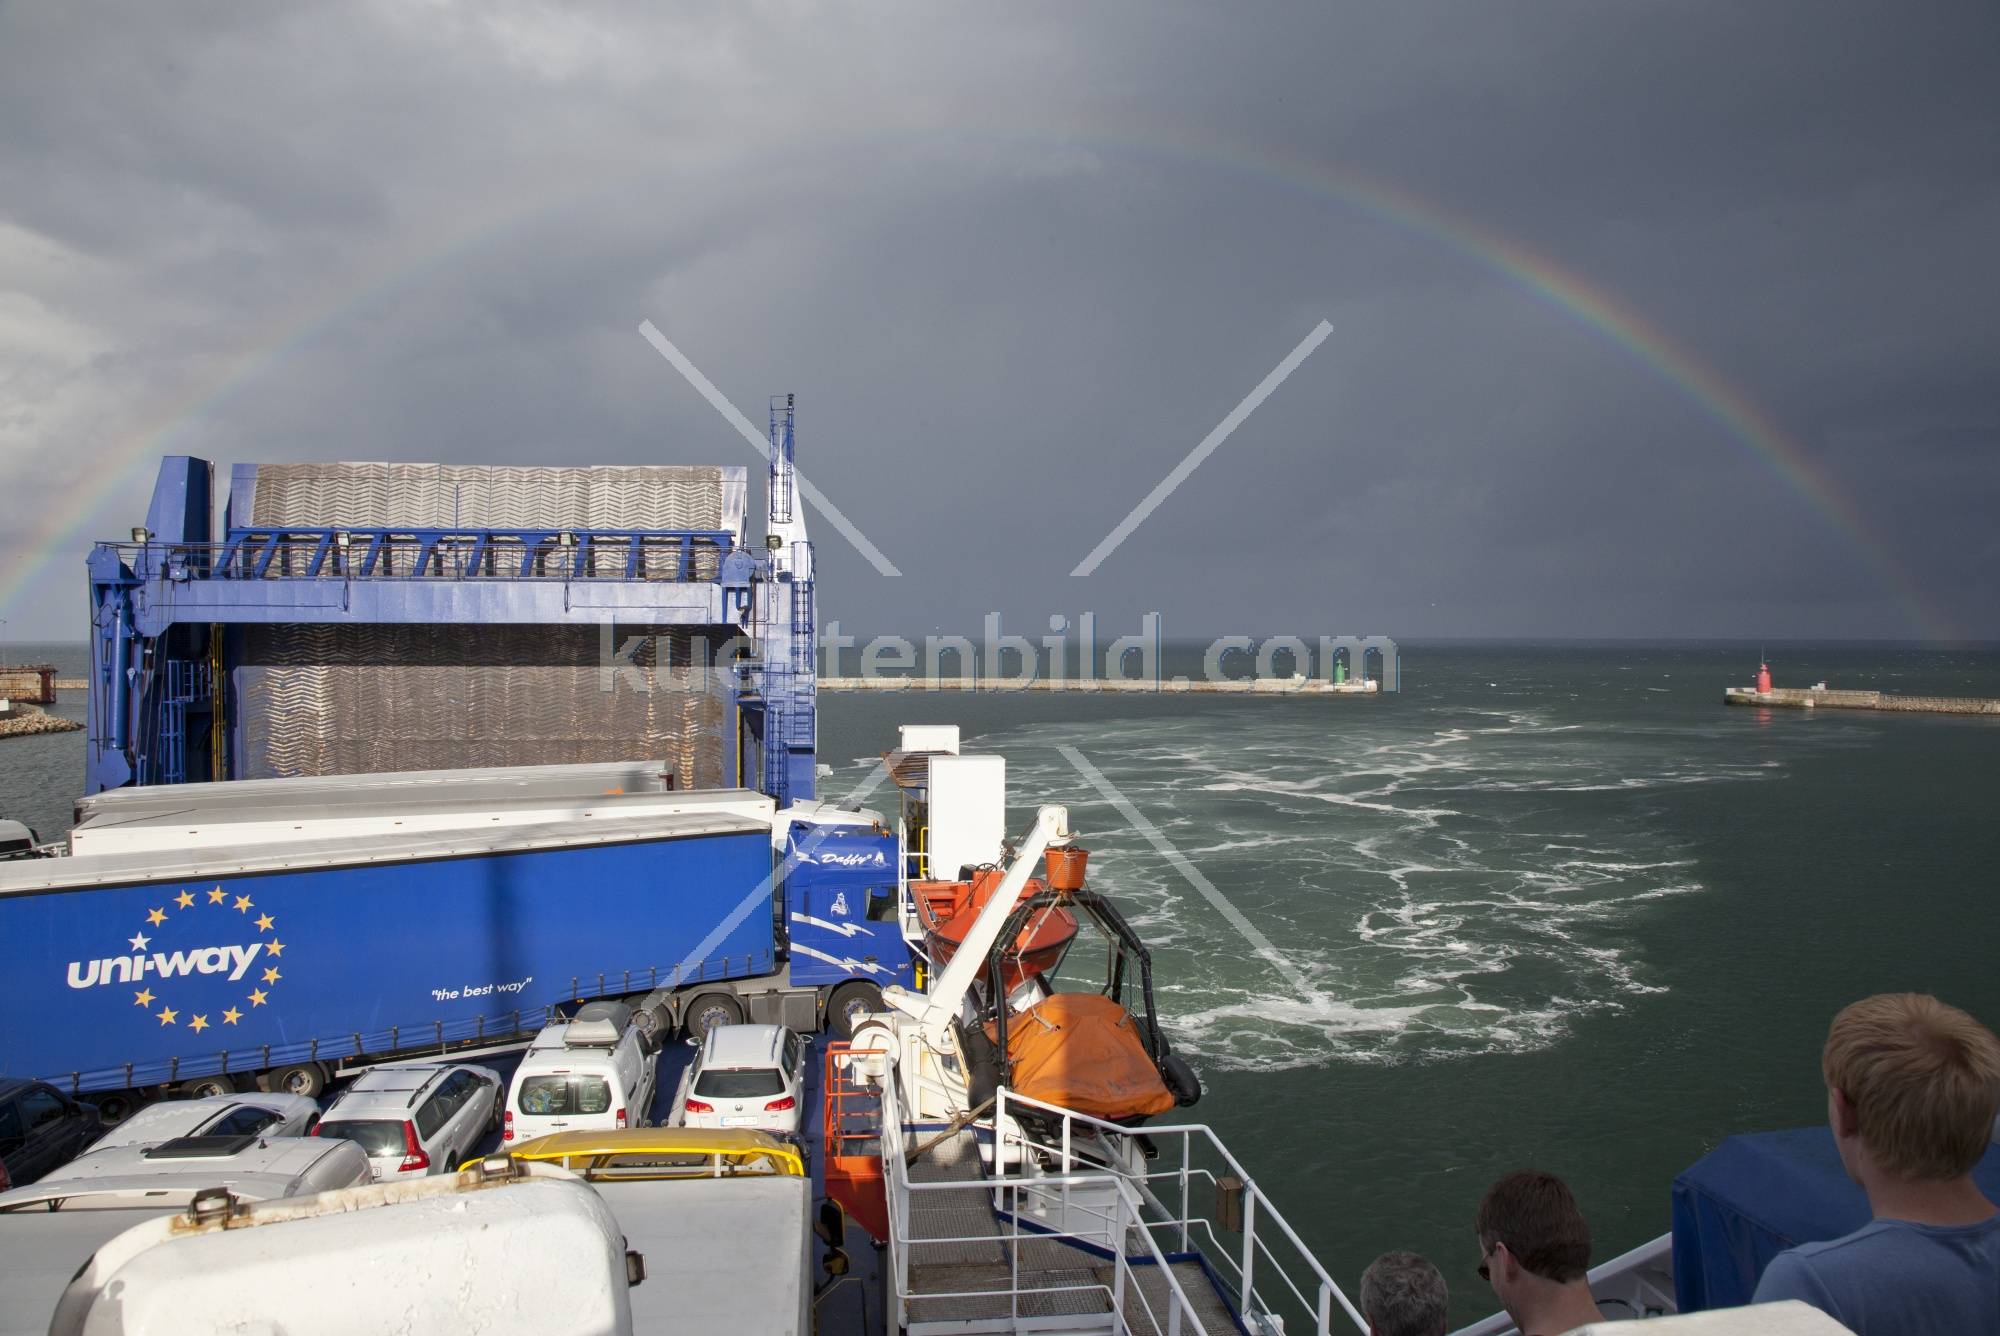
[{"xmin": 1671, "ymin": 1127, "xmax": 2000, "ymax": 1311}]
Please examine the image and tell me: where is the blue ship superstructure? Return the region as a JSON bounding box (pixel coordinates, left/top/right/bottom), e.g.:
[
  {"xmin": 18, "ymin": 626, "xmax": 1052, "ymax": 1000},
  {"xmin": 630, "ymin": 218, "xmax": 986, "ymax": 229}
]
[{"xmin": 85, "ymin": 397, "xmax": 817, "ymax": 808}]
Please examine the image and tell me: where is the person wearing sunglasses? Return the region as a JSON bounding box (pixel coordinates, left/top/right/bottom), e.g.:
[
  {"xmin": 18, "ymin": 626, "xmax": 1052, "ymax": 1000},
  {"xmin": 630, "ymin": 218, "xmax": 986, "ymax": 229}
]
[{"xmin": 1474, "ymin": 1169, "xmax": 1604, "ymax": 1336}]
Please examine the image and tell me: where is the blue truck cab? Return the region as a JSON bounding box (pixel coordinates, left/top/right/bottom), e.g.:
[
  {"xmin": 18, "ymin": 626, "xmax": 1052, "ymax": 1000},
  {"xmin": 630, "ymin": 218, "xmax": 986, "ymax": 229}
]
[{"xmin": 774, "ymin": 810, "xmax": 915, "ymax": 1038}]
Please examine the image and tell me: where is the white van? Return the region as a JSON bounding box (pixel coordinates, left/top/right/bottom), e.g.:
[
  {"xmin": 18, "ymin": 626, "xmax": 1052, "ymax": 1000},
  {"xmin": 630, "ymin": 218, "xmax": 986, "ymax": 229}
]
[{"xmin": 503, "ymin": 1001, "xmax": 660, "ymax": 1147}]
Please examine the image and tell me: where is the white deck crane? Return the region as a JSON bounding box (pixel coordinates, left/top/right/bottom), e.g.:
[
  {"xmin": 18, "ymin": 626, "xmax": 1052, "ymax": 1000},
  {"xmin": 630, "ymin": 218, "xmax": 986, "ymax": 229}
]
[{"xmin": 853, "ymin": 805, "xmax": 1071, "ymax": 1121}]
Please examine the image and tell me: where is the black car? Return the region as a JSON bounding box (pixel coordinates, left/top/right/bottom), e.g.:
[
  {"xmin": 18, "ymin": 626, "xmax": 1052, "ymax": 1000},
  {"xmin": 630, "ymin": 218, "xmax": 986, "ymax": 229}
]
[{"xmin": 0, "ymin": 1078, "xmax": 101, "ymax": 1188}]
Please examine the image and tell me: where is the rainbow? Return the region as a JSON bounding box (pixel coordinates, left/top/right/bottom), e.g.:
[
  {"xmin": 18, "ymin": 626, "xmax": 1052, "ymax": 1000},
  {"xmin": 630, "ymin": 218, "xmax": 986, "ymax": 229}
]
[
  {"xmin": 0, "ymin": 128, "xmax": 1960, "ymax": 641},
  {"xmin": 0, "ymin": 212, "xmax": 536, "ymax": 621},
  {"xmin": 1094, "ymin": 129, "xmax": 1960, "ymax": 642}
]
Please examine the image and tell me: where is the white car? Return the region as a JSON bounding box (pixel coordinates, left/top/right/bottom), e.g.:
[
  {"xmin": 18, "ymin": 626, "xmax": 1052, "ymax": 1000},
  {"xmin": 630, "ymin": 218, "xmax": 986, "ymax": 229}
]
[
  {"xmin": 0, "ymin": 1135, "xmax": 371, "ymax": 1334},
  {"xmin": 83, "ymin": 1093, "xmax": 320, "ymax": 1155},
  {"xmin": 668, "ymin": 1024, "xmax": 809, "ymax": 1136},
  {"xmin": 315, "ymin": 1063, "xmax": 502, "ymax": 1181},
  {"xmin": 20, "ymin": 1133, "xmax": 370, "ymax": 1199}
]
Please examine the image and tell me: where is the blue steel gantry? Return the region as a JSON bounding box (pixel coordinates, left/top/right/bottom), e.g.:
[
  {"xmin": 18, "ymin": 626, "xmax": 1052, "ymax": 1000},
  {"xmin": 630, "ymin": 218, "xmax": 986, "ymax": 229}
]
[{"xmin": 86, "ymin": 402, "xmax": 818, "ymax": 807}]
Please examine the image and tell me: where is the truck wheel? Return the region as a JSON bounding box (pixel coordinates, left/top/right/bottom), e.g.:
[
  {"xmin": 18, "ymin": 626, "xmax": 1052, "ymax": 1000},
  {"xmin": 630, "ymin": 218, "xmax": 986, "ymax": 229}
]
[
  {"xmin": 632, "ymin": 1002, "xmax": 672, "ymax": 1054},
  {"xmin": 180, "ymin": 1075, "xmax": 239, "ymax": 1100},
  {"xmin": 826, "ymin": 982, "xmax": 884, "ymax": 1041},
  {"xmin": 94, "ymin": 1091, "xmax": 140, "ymax": 1125},
  {"xmin": 266, "ymin": 1063, "xmax": 326, "ymax": 1099},
  {"xmin": 682, "ymin": 993, "xmax": 743, "ymax": 1036}
]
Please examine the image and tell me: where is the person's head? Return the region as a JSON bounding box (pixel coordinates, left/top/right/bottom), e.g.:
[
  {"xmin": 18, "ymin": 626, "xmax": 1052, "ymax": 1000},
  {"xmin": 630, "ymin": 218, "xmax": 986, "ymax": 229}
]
[
  {"xmin": 1475, "ymin": 1170, "xmax": 1591, "ymax": 1316},
  {"xmin": 1358, "ymin": 1251, "xmax": 1447, "ymax": 1336},
  {"xmin": 1822, "ymin": 992, "xmax": 2000, "ymax": 1183}
]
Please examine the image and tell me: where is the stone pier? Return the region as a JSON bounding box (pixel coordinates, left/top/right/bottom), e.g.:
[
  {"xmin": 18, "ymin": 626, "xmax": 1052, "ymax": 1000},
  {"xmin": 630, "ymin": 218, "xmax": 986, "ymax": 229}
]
[{"xmin": 1724, "ymin": 686, "xmax": 2000, "ymax": 716}]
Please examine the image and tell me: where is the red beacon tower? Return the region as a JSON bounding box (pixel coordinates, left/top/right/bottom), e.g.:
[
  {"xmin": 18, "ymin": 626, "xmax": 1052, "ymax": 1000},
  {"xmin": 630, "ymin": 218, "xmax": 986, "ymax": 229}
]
[{"xmin": 1756, "ymin": 661, "xmax": 1773, "ymax": 693}]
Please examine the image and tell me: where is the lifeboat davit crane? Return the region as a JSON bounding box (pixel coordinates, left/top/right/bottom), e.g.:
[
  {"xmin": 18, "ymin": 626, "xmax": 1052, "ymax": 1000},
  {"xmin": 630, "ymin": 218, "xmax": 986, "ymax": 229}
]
[{"xmin": 850, "ymin": 805, "xmax": 1198, "ymax": 1126}]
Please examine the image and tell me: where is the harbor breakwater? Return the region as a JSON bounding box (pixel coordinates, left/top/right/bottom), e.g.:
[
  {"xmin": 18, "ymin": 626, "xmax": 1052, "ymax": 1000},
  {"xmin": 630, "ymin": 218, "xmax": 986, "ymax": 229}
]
[
  {"xmin": 820, "ymin": 675, "xmax": 1380, "ymax": 695},
  {"xmin": 0, "ymin": 702, "xmax": 84, "ymax": 739},
  {"xmin": 1725, "ymin": 686, "xmax": 2000, "ymax": 716}
]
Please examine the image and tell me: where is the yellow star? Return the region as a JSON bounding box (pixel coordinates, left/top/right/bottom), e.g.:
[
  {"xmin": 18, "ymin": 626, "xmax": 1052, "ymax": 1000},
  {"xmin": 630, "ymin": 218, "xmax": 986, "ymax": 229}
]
[
  {"xmin": 134, "ymin": 988, "xmax": 155, "ymax": 1008},
  {"xmin": 255, "ymin": 913, "xmax": 274, "ymax": 932},
  {"xmin": 157, "ymin": 1006, "xmax": 178, "ymax": 1026},
  {"xmin": 247, "ymin": 989, "xmax": 268, "ymax": 1007},
  {"xmin": 208, "ymin": 887, "xmax": 226, "ymax": 904},
  {"xmin": 265, "ymin": 940, "xmax": 285, "ymax": 957},
  {"xmin": 189, "ymin": 1014, "xmax": 209, "ymax": 1033},
  {"xmin": 222, "ymin": 1007, "xmax": 242, "ymax": 1025},
  {"xmin": 261, "ymin": 966, "xmax": 282, "ymax": 985},
  {"xmin": 174, "ymin": 890, "xmax": 195, "ymax": 910},
  {"xmin": 234, "ymin": 895, "xmax": 253, "ymax": 913},
  {"xmin": 146, "ymin": 907, "xmax": 167, "ymax": 926}
]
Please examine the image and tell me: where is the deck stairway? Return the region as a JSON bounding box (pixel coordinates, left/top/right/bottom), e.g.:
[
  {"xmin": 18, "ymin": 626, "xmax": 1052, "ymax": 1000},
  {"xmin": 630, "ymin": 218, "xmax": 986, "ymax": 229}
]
[
  {"xmin": 901, "ymin": 1128, "xmax": 1241, "ymax": 1335},
  {"xmin": 865, "ymin": 1062, "xmax": 1368, "ymax": 1336}
]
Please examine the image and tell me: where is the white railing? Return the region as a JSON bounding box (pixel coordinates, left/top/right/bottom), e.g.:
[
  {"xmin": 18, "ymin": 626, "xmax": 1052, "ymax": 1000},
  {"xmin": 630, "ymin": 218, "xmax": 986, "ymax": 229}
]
[
  {"xmin": 994, "ymin": 1087, "xmax": 1369, "ymax": 1336},
  {"xmin": 881, "ymin": 1074, "xmax": 1213, "ymax": 1335}
]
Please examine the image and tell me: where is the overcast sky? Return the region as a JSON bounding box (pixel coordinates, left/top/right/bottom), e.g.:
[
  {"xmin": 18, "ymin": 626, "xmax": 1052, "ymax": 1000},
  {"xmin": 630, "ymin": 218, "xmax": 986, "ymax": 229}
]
[{"xmin": 2, "ymin": 2, "xmax": 1995, "ymax": 643}]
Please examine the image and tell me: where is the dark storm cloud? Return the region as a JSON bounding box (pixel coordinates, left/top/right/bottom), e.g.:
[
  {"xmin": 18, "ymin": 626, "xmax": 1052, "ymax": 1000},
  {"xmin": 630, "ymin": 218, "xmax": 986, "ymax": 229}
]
[{"xmin": 1, "ymin": 1, "xmax": 1994, "ymax": 640}]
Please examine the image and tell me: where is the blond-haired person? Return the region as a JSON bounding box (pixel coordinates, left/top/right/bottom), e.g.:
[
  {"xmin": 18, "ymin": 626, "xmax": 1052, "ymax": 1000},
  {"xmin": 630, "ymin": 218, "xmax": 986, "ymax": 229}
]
[{"xmin": 1753, "ymin": 993, "xmax": 2000, "ymax": 1334}]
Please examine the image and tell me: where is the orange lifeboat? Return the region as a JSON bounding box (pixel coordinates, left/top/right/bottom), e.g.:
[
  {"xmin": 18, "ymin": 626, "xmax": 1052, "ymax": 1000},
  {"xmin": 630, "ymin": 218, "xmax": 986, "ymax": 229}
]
[
  {"xmin": 911, "ymin": 868, "xmax": 1079, "ymax": 991},
  {"xmin": 986, "ymin": 992, "xmax": 1177, "ymax": 1121}
]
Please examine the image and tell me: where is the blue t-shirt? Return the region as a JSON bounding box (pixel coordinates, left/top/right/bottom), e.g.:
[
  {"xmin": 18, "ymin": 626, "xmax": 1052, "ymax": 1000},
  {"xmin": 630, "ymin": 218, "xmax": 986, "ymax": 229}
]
[{"xmin": 1752, "ymin": 1213, "xmax": 2000, "ymax": 1335}]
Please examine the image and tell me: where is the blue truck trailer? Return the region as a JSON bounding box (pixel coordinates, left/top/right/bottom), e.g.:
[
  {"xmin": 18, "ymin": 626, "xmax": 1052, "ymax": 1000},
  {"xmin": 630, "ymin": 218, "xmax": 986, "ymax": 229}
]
[{"xmin": 1, "ymin": 762, "xmax": 911, "ymax": 1116}]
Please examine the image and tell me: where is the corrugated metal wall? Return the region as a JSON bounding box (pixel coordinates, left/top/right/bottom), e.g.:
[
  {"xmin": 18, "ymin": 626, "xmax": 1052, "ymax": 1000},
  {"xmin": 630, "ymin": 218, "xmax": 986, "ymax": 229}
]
[
  {"xmin": 232, "ymin": 464, "xmax": 744, "ymax": 786},
  {"xmin": 235, "ymin": 626, "xmax": 731, "ymax": 785},
  {"xmin": 247, "ymin": 462, "xmax": 743, "ymax": 533}
]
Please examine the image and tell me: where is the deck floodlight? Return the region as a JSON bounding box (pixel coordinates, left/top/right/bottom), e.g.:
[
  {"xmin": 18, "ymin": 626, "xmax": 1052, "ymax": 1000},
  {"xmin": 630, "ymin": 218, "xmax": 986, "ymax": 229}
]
[{"xmin": 131, "ymin": 526, "xmax": 151, "ymax": 545}]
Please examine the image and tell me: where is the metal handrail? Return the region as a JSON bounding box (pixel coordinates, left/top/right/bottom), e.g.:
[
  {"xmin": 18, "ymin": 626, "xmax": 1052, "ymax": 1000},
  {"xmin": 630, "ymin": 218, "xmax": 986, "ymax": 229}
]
[
  {"xmin": 880, "ymin": 1071, "xmax": 1207, "ymax": 1335},
  {"xmin": 995, "ymin": 1086, "xmax": 1368, "ymax": 1335},
  {"xmin": 101, "ymin": 529, "xmax": 739, "ymax": 584},
  {"xmin": 898, "ymin": 1171, "xmax": 1196, "ymax": 1335}
]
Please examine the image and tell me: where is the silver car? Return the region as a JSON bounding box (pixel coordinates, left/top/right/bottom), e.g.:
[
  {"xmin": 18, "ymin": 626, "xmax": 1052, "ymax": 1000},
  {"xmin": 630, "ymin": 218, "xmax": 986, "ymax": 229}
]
[
  {"xmin": 83, "ymin": 1093, "xmax": 320, "ymax": 1155},
  {"xmin": 315, "ymin": 1063, "xmax": 501, "ymax": 1181}
]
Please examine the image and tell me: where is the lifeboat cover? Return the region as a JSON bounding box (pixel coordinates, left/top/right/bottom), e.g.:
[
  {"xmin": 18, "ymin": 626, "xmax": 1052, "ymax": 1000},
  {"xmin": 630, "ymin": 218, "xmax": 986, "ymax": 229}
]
[{"xmin": 991, "ymin": 992, "xmax": 1175, "ymax": 1121}]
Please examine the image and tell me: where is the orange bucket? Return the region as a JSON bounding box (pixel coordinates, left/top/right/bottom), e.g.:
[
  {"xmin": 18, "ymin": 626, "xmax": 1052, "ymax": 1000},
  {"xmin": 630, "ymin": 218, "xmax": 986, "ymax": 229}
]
[{"xmin": 1045, "ymin": 846, "xmax": 1089, "ymax": 893}]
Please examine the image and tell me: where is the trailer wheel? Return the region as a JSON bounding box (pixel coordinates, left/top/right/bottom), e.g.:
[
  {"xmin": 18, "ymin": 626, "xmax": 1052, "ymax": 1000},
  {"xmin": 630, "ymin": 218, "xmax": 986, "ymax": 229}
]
[
  {"xmin": 266, "ymin": 1063, "xmax": 326, "ymax": 1099},
  {"xmin": 682, "ymin": 993, "xmax": 743, "ymax": 1036},
  {"xmin": 825, "ymin": 982, "xmax": 884, "ymax": 1041},
  {"xmin": 180, "ymin": 1075, "xmax": 239, "ymax": 1100},
  {"xmin": 94, "ymin": 1091, "xmax": 140, "ymax": 1125}
]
